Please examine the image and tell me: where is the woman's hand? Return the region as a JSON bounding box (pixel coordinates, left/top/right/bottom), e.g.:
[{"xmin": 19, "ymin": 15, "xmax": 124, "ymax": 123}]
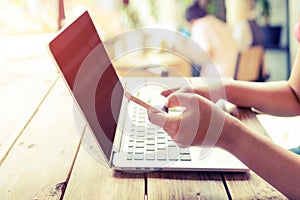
[
  {"xmin": 148, "ymin": 92, "xmax": 232, "ymax": 148},
  {"xmin": 161, "ymin": 86, "xmax": 211, "ymax": 100},
  {"xmin": 161, "ymin": 81, "xmax": 227, "ymax": 103}
]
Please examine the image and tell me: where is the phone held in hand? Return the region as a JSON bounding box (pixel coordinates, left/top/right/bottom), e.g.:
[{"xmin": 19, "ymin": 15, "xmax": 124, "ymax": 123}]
[{"xmin": 125, "ymin": 92, "xmax": 168, "ymax": 113}]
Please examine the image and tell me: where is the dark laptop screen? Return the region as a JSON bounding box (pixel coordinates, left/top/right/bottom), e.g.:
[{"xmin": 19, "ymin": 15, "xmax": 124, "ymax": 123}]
[{"xmin": 49, "ymin": 11, "xmax": 124, "ymax": 161}]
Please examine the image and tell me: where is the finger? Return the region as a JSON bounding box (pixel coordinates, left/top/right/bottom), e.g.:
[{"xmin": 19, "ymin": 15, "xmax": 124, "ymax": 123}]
[
  {"xmin": 147, "ymin": 107, "xmax": 168, "ymax": 128},
  {"xmin": 166, "ymin": 93, "xmax": 200, "ymax": 109},
  {"xmin": 161, "ymin": 88, "xmax": 180, "ymax": 97},
  {"xmin": 147, "ymin": 107, "xmax": 180, "ymax": 137}
]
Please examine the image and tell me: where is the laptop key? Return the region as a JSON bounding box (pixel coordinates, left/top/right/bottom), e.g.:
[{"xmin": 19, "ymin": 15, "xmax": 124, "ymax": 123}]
[
  {"xmin": 168, "ymin": 147, "xmax": 179, "ymax": 161},
  {"xmin": 134, "ymin": 154, "xmax": 144, "ymax": 160},
  {"xmin": 136, "ymin": 138, "xmax": 144, "ymax": 143},
  {"xmin": 168, "ymin": 141, "xmax": 177, "ymax": 147},
  {"xmin": 131, "ymin": 123, "xmax": 136, "ymax": 128},
  {"xmin": 135, "ymin": 148, "xmax": 144, "ymax": 154},
  {"xmin": 180, "ymin": 155, "xmax": 192, "ymax": 161},
  {"xmin": 130, "ymin": 128, "xmax": 135, "ymax": 132},
  {"xmin": 157, "ymin": 133, "xmax": 165, "ymax": 138},
  {"xmin": 135, "ymin": 143, "xmax": 144, "ymax": 148},
  {"xmin": 146, "ymin": 146, "xmax": 155, "ymax": 151},
  {"xmin": 137, "ymin": 127, "xmax": 145, "ymax": 132},
  {"xmin": 128, "ymin": 142, "xmax": 134, "ymax": 147},
  {"xmin": 147, "ymin": 130, "xmax": 155, "ymax": 134},
  {"xmin": 145, "ymin": 153, "xmax": 155, "ymax": 160},
  {"xmin": 157, "ymin": 138, "xmax": 166, "ymax": 144},
  {"xmin": 157, "ymin": 144, "xmax": 166, "ymax": 150},
  {"xmin": 147, "ymin": 127, "xmax": 156, "ymax": 131},
  {"xmin": 136, "ymin": 133, "xmax": 145, "ymax": 138},
  {"xmin": 179, "ymin": 148, "xmax": 190, "ymax": 155},
  {"xmin": 157, "ymin": 151, "xmax": 167, "ymax": 160},
  {"xmin": 127, "ymin": 147, "xmax": 133, "ymax": 154},
  {"xmin": 127, "ymin": 154, "xmax": 133, "ymax": 160},
  {"xmin": 146, "ymin": 140, "xmax": 155, "ymax": 145},
  {"xmin": 146, "ymin": 137, "xmax": 155, "ymax": 140}
]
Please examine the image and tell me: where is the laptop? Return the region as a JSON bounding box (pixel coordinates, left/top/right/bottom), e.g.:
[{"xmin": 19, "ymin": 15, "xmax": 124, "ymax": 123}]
[{"xmin": 48, "ymin": 11, "xmax": 248, "ymax": 172}]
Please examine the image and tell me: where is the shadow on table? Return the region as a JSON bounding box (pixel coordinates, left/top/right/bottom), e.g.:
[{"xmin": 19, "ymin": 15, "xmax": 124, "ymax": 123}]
[
  {"xmin": 222, "ymin": 172, "xmax": 251, "ymax": 181},
  {"xmin": 113, "ymin": 170, "xmax": 250, "ymax": 181}
]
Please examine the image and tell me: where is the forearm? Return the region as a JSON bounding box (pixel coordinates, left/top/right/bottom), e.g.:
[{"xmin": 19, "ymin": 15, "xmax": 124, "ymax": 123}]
[
  {"xmin": 220, "ymin": 116, "xmax": 300, "ymax": 199},
  {"xmin": 224, "ymin": 80, "xmax": 300, "ymax": 116}
]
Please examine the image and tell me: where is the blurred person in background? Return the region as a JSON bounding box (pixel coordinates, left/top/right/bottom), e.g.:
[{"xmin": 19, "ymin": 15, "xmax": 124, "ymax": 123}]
[{"xmin": 185, "ymin": 1, "xmax": 238, "ymax": 78}]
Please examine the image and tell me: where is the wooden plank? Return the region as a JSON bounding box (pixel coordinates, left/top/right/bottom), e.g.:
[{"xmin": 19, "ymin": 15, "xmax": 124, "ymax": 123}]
[
  {"xmin": 63, "ymin": 129, "xmax": 145, "ymax": 200},
  {"xmin": 147, "ymin": 172, "xmax": 228, "ymax": 199},
  {"xmin": 0, "ymin": 38, "xmax": 58, "ymax": 163},
  {"xmin": 0, "ymin": 78, "xmax": 84, "ymax": 199},
  {"xmin": 0, "ymin": 74, "xmax": 57, "ymax": 163}
]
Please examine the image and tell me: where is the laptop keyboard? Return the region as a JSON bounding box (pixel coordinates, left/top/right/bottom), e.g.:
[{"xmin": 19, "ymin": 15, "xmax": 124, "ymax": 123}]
[{"xmin": 126, "ymin": 105, "xmax": 191, "ymax": 161}]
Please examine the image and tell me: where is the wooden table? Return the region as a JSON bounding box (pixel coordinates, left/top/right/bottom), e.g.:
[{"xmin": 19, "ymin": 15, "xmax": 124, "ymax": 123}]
[{"xmin": 0, "ymin": 36, "xmax": 288, "ymax": 199}]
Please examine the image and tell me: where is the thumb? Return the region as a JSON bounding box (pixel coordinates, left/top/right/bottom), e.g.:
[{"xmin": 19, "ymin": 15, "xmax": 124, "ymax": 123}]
[
  {"xmin": 147, "ymin": 107, "xmax": 168, "ymax": 128},
  {"xmin": 148, "ymin": 107, "xmax": 181, "ymax": 139}
]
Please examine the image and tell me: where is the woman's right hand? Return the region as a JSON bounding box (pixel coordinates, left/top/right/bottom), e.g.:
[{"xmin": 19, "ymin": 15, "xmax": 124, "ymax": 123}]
[
  {"xmin": 161, "ymin": 82, "xmax": 227, "ymax": 103},
  {"xmin": 161, "ymin": 86, "xmax": 210, "ymax": 99},
  {"xmin": 148, "ymin": 92, "xmax": 234, "ymax": 148}
]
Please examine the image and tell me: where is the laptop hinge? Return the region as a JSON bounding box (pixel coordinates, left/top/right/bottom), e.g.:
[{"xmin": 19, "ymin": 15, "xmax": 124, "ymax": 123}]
[
  {"xmin": 110, "ymin": 151, "xmax": 117, "ymax": 167},
  {"xmin": 109, "ymin": 90, "xmax": 128, "ymax": 166}
]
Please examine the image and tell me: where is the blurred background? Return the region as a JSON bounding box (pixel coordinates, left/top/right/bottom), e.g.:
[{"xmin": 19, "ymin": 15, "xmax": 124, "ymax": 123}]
[{"xmin": 1, "ymin": 0, "xmax": 300, "ymax": 81}]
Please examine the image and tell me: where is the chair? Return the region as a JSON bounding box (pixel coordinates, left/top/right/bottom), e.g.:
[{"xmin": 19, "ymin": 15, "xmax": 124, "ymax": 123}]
[{"xmin": 234, "ymin": 46, "xmax": 269, "ymax": 82}]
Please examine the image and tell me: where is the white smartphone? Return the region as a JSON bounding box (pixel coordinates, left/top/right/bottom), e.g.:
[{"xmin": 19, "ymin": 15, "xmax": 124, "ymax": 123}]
[{"xmin": 125, "ymin": 91, "xmax": 168, "ymax": 113}]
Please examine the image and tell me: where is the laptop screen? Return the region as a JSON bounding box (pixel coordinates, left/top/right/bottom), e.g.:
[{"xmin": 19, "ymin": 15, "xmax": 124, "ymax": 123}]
[{"xmin": 49, "ymin": 11, "xmax": 124, "ymax": 161}]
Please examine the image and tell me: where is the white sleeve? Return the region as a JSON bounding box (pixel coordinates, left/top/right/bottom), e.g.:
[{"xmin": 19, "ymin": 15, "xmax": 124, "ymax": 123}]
[{"xmin": 190, "ymin": 20, "xmax": 212, "ymax": 53}]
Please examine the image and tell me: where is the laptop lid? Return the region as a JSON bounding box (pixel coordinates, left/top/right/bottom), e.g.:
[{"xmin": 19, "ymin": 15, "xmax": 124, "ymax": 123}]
[{"xmin": 48, "ymin": 11, "xmax": 124, "ymax": 165}]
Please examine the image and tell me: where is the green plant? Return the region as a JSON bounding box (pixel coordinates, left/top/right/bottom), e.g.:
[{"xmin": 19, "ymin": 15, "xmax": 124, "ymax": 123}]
[
  {"xmin": 149, "ymin": 0, "xmax": 158, "ymax": 21},
  {"xmin": 257, "ymin": 0, "xmax": 271, "ymax": 25},
  {"xmin": 206, "ymin": 0, "xmax": 216, "ymax": 15},
  {"xmin": 121, "ymin": 3, "xmax": 141, "ymax": 29}
]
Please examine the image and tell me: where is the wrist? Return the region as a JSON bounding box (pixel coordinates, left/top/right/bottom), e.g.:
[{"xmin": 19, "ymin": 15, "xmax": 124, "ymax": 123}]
[{"xmin": 217, "ymin": 114, "xmax": 245, "ymax": 153}]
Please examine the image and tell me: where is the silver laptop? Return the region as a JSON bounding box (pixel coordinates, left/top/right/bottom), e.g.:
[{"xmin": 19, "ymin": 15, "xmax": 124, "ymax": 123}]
[{"xmin": 48, "ymin": 11, "xmax": 248, "ymax": 172}]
